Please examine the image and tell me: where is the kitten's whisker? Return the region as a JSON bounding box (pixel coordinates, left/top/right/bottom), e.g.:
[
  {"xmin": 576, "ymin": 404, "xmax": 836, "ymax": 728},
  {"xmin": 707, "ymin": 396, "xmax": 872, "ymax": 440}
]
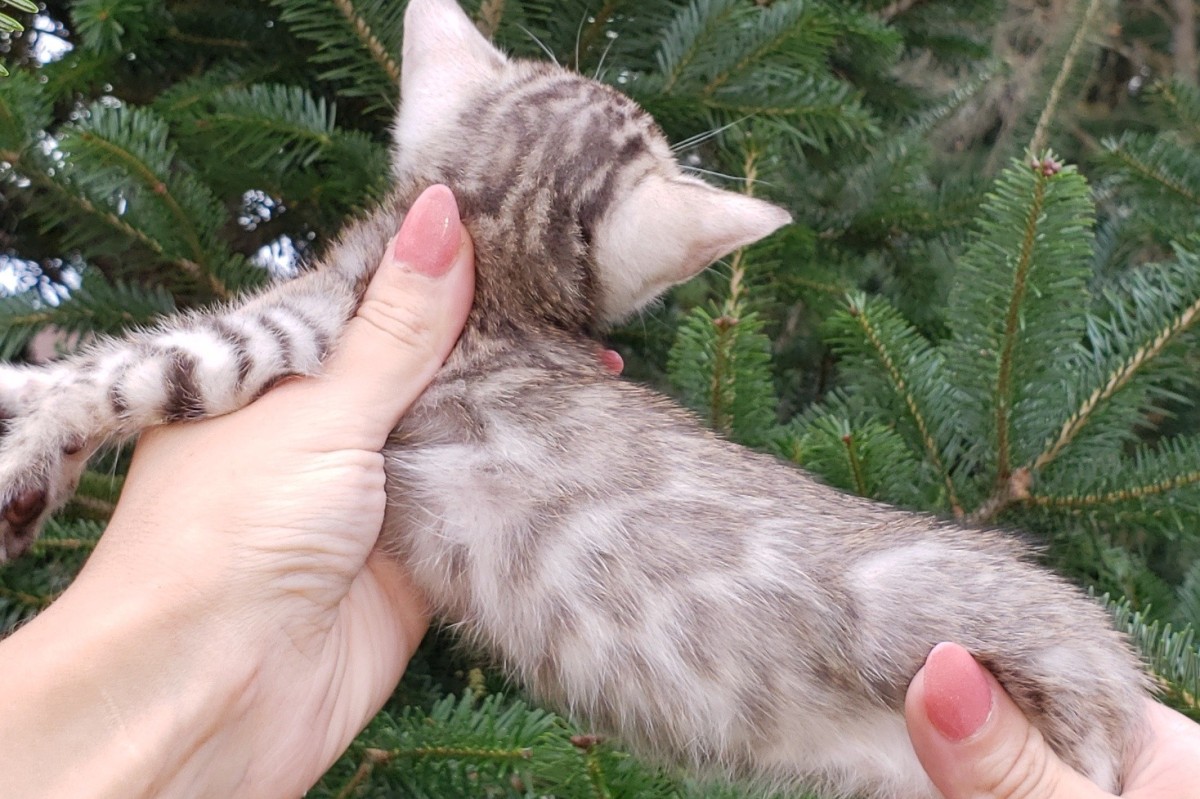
[
  {"xmin": 671, "ymin": 117, "xmax": 750, "ymax": 153},
  {"xmin": 518, "ymin": 25, "xmax": 559, "ymax": 66},
  {"xmin": 593, "ymin": 35, "xmax": 617, "ymax": 81},
  {"xmin": 574, "ymin": 12, "xmax": 587, "ymax": 73},
  {"xmin": 681, "ymin": 164, "xmax": 774, "ymax": 187}
]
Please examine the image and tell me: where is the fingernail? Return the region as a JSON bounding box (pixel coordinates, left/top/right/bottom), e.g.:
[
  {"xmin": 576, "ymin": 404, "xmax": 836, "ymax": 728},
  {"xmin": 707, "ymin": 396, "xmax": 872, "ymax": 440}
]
[
  {"xmin": 924, "ymin": 642, "xmax": 994, "ymax": 742},
  {"xmin": 392, "ymin": 184, "xmax": 462, "ymax": 277}
]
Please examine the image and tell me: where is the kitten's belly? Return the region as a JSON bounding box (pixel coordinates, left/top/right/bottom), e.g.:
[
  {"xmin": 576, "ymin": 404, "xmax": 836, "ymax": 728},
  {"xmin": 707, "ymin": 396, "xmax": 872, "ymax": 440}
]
[
  {"xmin": 381, "ymin": 398, "xmax": 1137, "ymax": 797},
  {"xmin": 381, "ymin": 443, "xmax": 943, "ymax": 798}
]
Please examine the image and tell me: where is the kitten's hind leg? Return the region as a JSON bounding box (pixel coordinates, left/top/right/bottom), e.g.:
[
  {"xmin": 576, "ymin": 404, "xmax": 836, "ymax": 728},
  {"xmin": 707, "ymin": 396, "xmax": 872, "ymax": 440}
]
[{"xmin": 0, "ymin": 270, "xmax": 357, "ymax": 562}]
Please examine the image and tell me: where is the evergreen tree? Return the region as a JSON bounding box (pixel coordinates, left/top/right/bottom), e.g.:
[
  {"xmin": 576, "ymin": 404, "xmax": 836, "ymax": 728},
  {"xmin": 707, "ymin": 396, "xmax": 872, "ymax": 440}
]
[{"xmin": 1, "ymin": 1, "xmax": 1196, "ymax": 796}]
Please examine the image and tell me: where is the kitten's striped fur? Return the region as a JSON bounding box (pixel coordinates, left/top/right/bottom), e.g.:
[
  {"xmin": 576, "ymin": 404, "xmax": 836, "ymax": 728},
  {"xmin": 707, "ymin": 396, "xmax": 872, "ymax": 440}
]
[{"xmin": 0, "ymin": 1, "xmax": 1149, "ymax": 796}]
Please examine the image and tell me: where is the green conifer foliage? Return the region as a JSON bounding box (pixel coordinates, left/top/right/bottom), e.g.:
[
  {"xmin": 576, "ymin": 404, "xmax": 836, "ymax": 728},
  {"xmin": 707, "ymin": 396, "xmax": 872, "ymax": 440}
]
[
  {"xmin": 1, "ymin": 0, "xmax": 1197, "ymax": 794},
  {"xmin": 791, "ymin": 156, "xmax": 1200, "ymax": 719},
  {"xmin": 0, "ymin": 0, "xmax": 37, "ymax": 74}
]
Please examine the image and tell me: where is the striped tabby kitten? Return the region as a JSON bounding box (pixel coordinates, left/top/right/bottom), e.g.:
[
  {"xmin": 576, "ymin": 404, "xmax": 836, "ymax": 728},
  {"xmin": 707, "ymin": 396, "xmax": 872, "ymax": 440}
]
[{"xmin": 0, "ymin": 0, "xmax": 1148, "ymax": 796}]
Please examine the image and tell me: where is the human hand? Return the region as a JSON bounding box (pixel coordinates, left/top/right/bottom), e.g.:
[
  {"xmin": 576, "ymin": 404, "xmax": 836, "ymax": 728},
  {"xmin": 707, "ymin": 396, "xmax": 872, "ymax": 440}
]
[
  {"xmin": 906, "ymin": 642, "xmax": 1200, "ymax": 799},
  {"xmin": 0, "ymin": 184, "xmax": 474, "ymax": 799}
]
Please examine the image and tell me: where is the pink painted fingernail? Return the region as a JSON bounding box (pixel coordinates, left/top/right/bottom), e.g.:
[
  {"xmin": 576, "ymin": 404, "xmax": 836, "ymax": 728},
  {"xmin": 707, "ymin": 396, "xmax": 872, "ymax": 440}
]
[
  {"xmin": 392, "ymin": 184, "xmax": 462, "ymax": 278},
  {"xmin": 924, "ymin": 642, "xmax": 994, "ymax": 742}
]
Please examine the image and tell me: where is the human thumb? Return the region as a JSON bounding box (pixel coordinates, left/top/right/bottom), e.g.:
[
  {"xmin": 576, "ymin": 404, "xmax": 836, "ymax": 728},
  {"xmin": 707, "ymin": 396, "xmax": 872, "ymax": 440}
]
[
  {"xmin": 905, "ymin": 642, "xmax": 1113, "ymax": 799},
  {"xmin": 317, "ymin": 184, "xmax": 474, "ymax": 446}
]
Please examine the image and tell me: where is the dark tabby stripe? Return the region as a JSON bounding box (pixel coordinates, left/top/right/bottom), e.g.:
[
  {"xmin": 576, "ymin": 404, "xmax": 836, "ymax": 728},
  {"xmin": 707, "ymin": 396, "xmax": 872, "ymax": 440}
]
[
  {"xmin": 255, "ymin": 311, "xmax": 296, "ymax": 369},
  {"xmin": 207, "ymin": 318, "xmax": 255, "ymax": 389},
  {"xmin": 108, "ymin": 375, "xmax": 129, "ymax": 417},
  {"xmin": 162, "ymin": 350, "xmax": 207, "ymax": 422},
  {"xmin": 287, "ymin": 307, "xmax": 333, "ymax": 359}
]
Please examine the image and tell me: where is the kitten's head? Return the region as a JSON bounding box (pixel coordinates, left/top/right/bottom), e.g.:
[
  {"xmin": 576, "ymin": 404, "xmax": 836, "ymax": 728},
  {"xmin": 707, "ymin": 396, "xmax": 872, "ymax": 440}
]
[{"xmin": 395, "ymin": 0, "xmax": 790, "ymax": 324}]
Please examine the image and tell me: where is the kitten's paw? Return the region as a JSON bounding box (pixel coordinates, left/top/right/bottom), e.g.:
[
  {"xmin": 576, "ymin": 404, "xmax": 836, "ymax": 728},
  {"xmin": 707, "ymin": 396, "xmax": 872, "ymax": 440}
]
[
  {"xmin": 0, "ymin": 484, "xmax": 49, "ymax": 561},
  {"xmin": 0, "ymin": 367, "xmax": 95, "ymax": 562},
  {"xmin": 0, "ymin": 435, "xmax": 90, "ymax": 564}
]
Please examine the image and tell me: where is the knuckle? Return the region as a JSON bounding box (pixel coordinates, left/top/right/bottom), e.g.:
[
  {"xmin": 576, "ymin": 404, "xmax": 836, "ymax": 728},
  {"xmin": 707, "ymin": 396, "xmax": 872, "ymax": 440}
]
[
  {"xmin": 986, "ymin": 724, "xmax": 1059, "ymax": 799},
  {"xmin": 354, "ymin": 296, "xmax": 435, "ymax": 354}
]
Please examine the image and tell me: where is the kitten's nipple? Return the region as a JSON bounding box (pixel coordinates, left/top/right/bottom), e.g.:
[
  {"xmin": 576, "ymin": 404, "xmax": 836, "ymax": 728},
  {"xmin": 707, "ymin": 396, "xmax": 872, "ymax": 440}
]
[{"xmin": 599, "ymin": 348, "xmax": 624, "ymax": 375}]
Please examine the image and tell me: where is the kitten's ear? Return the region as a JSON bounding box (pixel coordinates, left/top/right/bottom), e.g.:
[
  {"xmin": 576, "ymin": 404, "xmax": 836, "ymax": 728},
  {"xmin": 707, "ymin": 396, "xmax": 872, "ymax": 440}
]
[
  {"xmin": 594, "ymin": 175, "xmax": 792, "ymax": 319},
  {"xmin": 402, "ymin": 0, "xmax": 506, "ymax": 94},
  {"xmin": 396, "ymin": 0, "xmax": 507, "ymax": 174}
]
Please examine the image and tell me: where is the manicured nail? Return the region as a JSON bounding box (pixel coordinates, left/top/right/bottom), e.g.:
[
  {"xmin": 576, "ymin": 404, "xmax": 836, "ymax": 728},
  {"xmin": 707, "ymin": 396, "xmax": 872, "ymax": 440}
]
[
  {"xmin": 392, "ymin": 184, "xmax": 462, "ymax": 277},
  {"xmin": 924, "ymin": 642, "xmax": 994, "ymax": 742}
]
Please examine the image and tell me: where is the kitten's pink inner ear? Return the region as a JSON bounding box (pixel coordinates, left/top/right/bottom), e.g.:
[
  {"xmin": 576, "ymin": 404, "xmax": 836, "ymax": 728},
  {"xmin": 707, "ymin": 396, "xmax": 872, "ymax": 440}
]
[
  {"xmin": 594, "ymin": 175, "xmax": 791, "ymax": 320},
  {"xmin": 633, "ymin": 176, "xmax": 792, "ymax": 281},
  {"xmin": 660, "ymin": 178, "xmax": 793, "ymax": 280}
]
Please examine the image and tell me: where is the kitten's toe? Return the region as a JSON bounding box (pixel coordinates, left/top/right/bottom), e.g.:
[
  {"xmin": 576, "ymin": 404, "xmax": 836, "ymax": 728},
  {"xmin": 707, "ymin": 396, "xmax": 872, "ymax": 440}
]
[
  {"xmin": 0, "ymin": 486, "xmax": 48, "ymax": 563},
  {"xmin": 4, "ymin": 487, "xmax": 47, "ymax": 526}
]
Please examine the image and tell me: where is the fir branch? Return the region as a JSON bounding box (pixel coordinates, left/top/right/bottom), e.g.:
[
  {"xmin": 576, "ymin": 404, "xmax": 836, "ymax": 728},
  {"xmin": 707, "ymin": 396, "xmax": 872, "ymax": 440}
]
[
  {"xmin": 669, "ymin": 147, "xmax": 779, "ymax": 448},
  {"xmin": 77, "ymin": 132, "xmax": 212, "ymax": 274},
  {"xmin": 180, "ymin": 85, "xmax": 356, "ymax": 173},
  {"xmin": 879, "ymin": 0, "xmax": 928, "ymax": 21},
  {"xmin": 315, "ymin": 692, "xmax": 677, "ymax": 798},
  {"xmin": 73, "ymin": 0, "xmax": 164, "ymax": 55},
  {"xmin": 0, "ymin": 274, "xmax": 174, "ymax": 359},
  {"xmin": 1032, "ymin": 292, "xmax": 1200, "ymax": 472},
  {"xmin": 1028, "ymin": 0, "xmax": 1106, "ymax": 155},
  {"xmin": 0, "ymin": 584, "xmax": 52, "ymax": 609},
  {"xmin": 993, "ymin": 163, "xmax": 1048, "ymax": 482},
  {"xmin": 0, "ymin": 70, "xmax": 52, "ymax": 153},
  {"xmin": 1107, "ymin": 596, "xmax": 1200, "ymax": 716},
  {"xmin": 165, "ymin": 26, "xmax": 253, "ymax": 50},
  {"xmin": 842, "ymin": 431, "xmax": 868, "ymax": 497},
  {"xmin": 966, "ymin": 467, "xmax": 1031, "ymax": 525},
  {"xmin": 583, "ymin": 745, "xmax": 612, "ymax": 799},
  {"xmin": 2, "ymin": 152, "xmax": 212, "ymax": 284},
  {"xmin": 475, "ymin": 0, "xmax": 506, "ymax": 38},
  {"xmin": 707, "ymin": 313, "xmax": 737, "ymax": 437},
  {"xmin": 658, "ymin": 0, "xmax": 740, "ymax": 93},
  {"xmin": 1028, "ymin": 469, "xmax": 1200, "ymax": 509},
  {"xmin": 1103, "ymin": 134, "xmax": 1200, "ymax": 208},
  {"xmin": 270, "ymin": 0, "xmax": 405, "ymax": 105},
  {"xmin": 358, "ymin": 743, "xmax": 534, "ymax": 762},
  {"xmin": 332, "ymin": 0, "xmax": 401, "ymax": 85},
  {"xmin": 65, "ymin": 494, "xmax": 116, "ymax": 519},
  {"xmin": 669, "ymin": 305, "xmax": 779, "ymax": 447},
  {"xmin": 30, "ymin": 536, "xmax": 98, "ymax": 553},
  {"xmin": 701, "ymin": 2, "xmax": 833, "ymax": 97},
  {"xmin": 59, "ymin": 105, "xmax": 237, "ymax": 297},
  {"xmin": 578, "ymin": 0, "xmax": 623, "ymax": 62},
  {"xmin": 0, "ymin": 0, "xmax": 36, "ymax": 40},
  {"xmin": 842, "ymin": 293, "xmax": 962, "ymax": 513},
  {"xmin": 944, "ymin": 157, "xmax": 1095, "ymax": 505},
  {"xmin": 789, "ymin": 411, "xmax": 927, "ymax": 504},
  {"xmin": 1152, "ymin": 80, "xmax": 1200, "ymax": 140},
  {"xmin": 333, "ymin": 747, "xmax": 389, "ymax": 799},
  {"xmin": 722, "ymin": 147, "xmax": 760, "ymax": 315}
]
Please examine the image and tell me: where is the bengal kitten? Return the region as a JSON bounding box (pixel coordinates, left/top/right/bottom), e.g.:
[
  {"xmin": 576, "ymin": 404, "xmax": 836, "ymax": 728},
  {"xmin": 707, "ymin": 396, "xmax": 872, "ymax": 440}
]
[{"xmin": 0, "ymin": 1, "xmax": 1148, "ymax": 796}]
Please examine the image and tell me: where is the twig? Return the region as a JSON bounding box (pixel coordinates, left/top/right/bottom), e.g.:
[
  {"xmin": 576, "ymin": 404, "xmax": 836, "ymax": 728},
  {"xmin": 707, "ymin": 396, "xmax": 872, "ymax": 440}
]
[
  {"xmin": 879, "ymin": 0, "xmax": 929, "ymax": 22},
  {"xmin": 1028, "ymin": 0, "xmax": 1106, "ymax": 155}
]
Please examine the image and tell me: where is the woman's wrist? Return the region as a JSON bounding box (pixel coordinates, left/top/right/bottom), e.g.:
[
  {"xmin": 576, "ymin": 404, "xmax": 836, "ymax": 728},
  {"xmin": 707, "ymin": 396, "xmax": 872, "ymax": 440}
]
[{"xmin": 0, "ymin": 543, "xmax": 260, "ymax": 799}]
